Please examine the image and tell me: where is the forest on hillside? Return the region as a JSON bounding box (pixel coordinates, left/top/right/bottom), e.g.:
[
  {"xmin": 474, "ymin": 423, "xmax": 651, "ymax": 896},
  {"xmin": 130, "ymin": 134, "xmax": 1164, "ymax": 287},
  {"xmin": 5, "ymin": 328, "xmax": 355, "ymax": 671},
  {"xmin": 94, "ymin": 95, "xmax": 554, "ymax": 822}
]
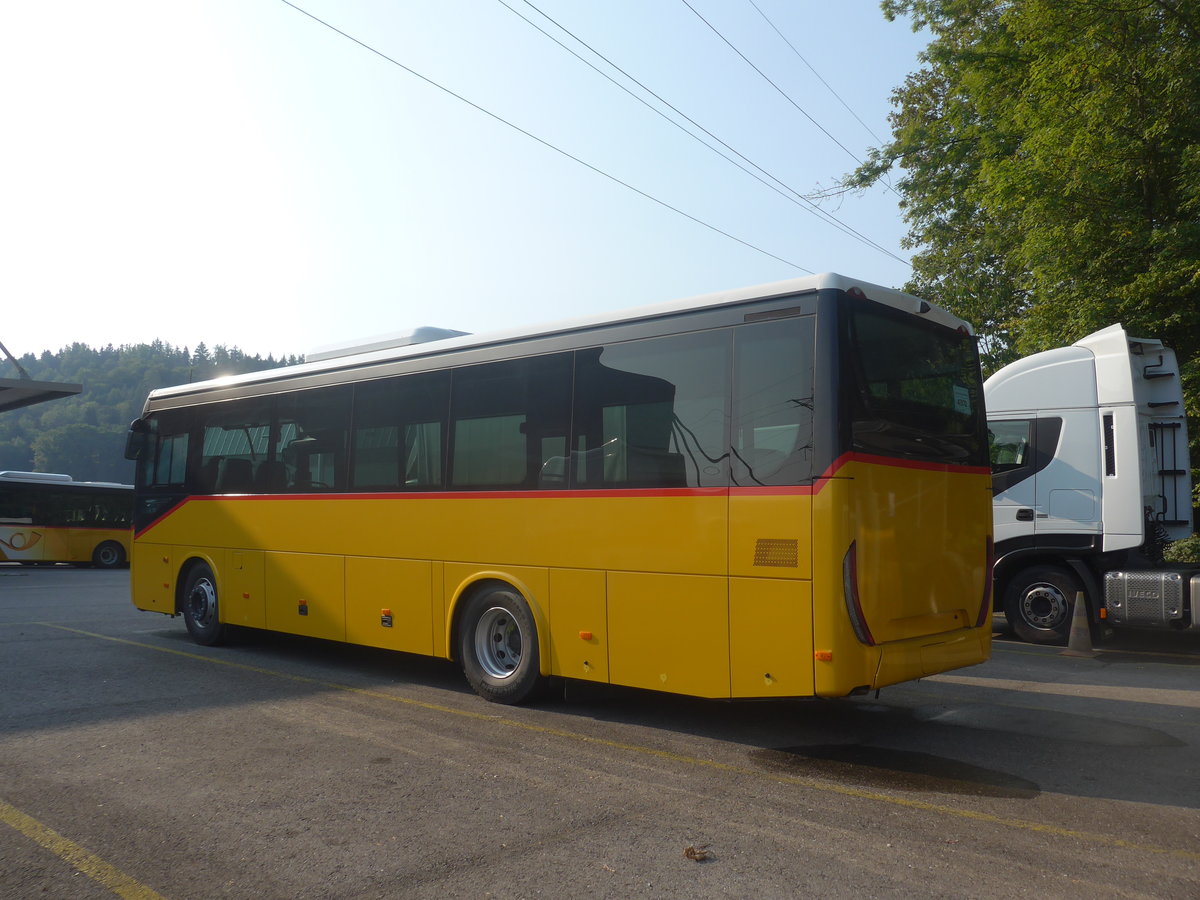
[{"xmin": 0, "ymin": 343, "xmax": 298, "ymax": 483}]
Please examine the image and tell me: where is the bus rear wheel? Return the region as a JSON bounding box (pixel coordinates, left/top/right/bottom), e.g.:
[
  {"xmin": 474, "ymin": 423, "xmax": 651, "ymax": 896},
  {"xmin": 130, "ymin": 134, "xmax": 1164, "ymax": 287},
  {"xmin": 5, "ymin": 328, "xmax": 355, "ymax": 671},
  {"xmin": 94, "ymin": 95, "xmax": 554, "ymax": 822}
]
[
  {"xmin": 1003, "ymin": 565, "xmax": 1080, "ymax": 645},
  {"xmin": 458, "ymin": 586, "xmax": 542, "ymax": 704},
  {"xmin": 92, "ymin": 541, "xmax": 126, "ymax": 569},
  {"xmin": 181, "ymin": 562, "xmax": 228, "ymax": 646}
]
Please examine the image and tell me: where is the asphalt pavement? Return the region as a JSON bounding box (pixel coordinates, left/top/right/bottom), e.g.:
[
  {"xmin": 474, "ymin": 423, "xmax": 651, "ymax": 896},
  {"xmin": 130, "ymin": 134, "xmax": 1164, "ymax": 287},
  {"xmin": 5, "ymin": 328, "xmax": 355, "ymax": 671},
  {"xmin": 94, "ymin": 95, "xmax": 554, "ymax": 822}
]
[{"xmin": 2, "ymin": 565, "xmax": 1198, "ymax": 899}]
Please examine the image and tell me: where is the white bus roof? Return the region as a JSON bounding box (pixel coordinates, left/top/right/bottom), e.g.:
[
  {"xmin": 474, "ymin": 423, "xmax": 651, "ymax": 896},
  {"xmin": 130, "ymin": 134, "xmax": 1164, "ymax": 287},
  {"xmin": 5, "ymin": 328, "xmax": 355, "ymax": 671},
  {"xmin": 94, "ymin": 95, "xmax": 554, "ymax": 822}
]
[
  {"xmin": 147, "ymin": 273, "xmax": 969, "ymax": 402},
  {"xmin": 0, "ymin": 471, "xmax": 133, "ymax": 490}
]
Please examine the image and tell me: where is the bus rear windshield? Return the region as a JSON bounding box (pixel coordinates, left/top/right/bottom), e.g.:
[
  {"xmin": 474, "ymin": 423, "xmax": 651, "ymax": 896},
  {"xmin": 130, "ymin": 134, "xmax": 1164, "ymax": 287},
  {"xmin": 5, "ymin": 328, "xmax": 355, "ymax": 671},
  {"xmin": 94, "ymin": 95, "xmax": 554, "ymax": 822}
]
[{"xmin": 841, "ymin": 297, "xmax": 985, "ymax": 467}]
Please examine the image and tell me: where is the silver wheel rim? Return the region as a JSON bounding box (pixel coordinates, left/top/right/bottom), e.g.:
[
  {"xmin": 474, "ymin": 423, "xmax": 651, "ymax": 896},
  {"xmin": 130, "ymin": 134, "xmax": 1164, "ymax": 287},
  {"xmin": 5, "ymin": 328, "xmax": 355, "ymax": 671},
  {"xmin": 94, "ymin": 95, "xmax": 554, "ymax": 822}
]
[
  {"xmin": 1020, "ymin": 582, "xmax": 1069, "ymax": 629},
  {"xmin": 473, "ymin": 605, "xmax": 524, "ymax": 679},
  {"xmin": 187, "ymin": 577, "xmax": 218, "ymax": 628},
  {"xmin": 97, "ymin": 545, "xmax": 118, "ymax": 566}
]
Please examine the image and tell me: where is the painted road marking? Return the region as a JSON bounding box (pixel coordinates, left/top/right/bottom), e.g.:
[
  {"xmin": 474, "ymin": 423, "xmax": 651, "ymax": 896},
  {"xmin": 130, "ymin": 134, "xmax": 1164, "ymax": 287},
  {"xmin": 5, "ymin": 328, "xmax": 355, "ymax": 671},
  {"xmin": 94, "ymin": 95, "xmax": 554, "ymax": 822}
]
[{"xmin": 0, "ymin": 798, "xmax": 166, "ymax": 899}]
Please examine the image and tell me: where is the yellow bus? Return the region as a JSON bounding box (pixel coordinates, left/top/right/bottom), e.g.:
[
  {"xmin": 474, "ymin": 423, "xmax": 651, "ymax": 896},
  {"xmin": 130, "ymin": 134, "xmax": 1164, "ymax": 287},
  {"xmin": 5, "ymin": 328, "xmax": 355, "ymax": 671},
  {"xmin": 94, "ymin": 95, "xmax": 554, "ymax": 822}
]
[
  {"xmin": 0, "ymin": 471, "xmax": 132, "ymax": 568},
  {"xmin": 124, "ymin": 273, "xmax": 993, "ymax": 703}
]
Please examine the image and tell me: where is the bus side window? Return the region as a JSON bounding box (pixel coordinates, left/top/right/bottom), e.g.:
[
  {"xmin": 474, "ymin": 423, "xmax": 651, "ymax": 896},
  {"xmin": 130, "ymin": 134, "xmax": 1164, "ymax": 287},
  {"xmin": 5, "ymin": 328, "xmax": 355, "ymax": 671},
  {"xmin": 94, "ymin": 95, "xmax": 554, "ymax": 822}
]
[
  {"xmin": 351, "ymin": 371, "xmax": 450, "ymax": 491},
  {"xmin": 731, "ymin": 317, "xmax": 815, "ymax": 486},
  {"xmin": 449, "ymin": 354, "xmax": 571, "ymax": 490},
  {"xmin": 572, "ymin": 332, "xmax": 730, "ymax": 488},
  {"xmin": 197, "ymin": 399, "xmax": 271, "ymax": 495},
  {"xmin": 275, "ymin": 385, "xmax": 351, "ymax": 492}
]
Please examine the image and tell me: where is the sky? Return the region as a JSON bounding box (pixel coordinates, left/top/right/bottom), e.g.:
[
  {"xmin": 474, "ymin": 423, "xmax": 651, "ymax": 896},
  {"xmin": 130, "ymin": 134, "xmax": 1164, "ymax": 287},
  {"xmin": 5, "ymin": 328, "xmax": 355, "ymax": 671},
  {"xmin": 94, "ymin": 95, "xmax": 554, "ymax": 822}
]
[{"xmin": 1, "ymin": 1, "xmax": 929, "ymax": 361}]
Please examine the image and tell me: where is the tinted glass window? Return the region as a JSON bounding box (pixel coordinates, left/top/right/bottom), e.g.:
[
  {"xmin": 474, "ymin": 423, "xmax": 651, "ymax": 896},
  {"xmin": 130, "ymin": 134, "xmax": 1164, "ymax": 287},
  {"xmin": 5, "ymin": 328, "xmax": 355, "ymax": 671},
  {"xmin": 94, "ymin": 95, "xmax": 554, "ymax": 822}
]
[
  {"xmin": 197, "ymin": 398, "xmax": 272, "ymax": 494},
  {"xmin": 450, "ymin": 355, "xmax": 572, "ymax": 489},
  {"xmin": 0, "ymin": 484, "xmax": 34, "ymax": 521},
  {"xmin": 137, "ymin": 408, "xmax": 192, "ymax": 491},
  {"xmin": 572, "ymin": 331, "xmax": 730, "ymax": 488},
  {"xmin": 275, "ymin": 386, "xmax": 351, "ymax": 492},
  {"xmin": 732, "ymin": 317, "xmax": 815, "ymax": 486},
  {"xmin": 842, "ymin": 297, "xmax": 986, "ymax": 466},
  {"xmin": 352, "ymin": 371, "xmax": 449, "ymax": 490}
]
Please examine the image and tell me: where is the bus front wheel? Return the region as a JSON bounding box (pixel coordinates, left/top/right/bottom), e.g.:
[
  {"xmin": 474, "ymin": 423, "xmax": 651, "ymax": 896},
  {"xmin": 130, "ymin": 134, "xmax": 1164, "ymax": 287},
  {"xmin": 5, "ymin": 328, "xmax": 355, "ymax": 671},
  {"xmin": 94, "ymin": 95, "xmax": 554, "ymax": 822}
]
[
  {"xmin": 181, "ymin": 563, "xmax": 228, "ymax": 646},
  {"xmin": 1003, "ymin": 565, "xmax": 1080, "ymax": 645},
  {"xmin": 92, "ymin": 541, "xmax": 126, "ymax": 569},
  {"xmin": 458, "ymin": 587, "xmax": 543, "ymax": 704}
]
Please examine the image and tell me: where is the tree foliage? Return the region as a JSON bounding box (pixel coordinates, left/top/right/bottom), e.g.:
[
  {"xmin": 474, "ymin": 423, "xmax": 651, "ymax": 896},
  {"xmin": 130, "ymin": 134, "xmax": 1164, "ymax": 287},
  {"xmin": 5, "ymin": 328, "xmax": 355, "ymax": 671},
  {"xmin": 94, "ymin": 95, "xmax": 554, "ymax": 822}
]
[
  {"xmin": 0, "ymin": 343, "xmax": 299, "ymax": 482},
  {"xmin": 853, "ymin": 0, "xmax": 1200, "ymax": 381}
]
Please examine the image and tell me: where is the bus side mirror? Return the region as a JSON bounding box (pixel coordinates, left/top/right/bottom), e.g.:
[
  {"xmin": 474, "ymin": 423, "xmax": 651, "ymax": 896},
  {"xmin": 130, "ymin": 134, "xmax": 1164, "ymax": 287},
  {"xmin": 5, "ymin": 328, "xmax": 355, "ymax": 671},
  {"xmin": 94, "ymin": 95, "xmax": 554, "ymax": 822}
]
[{"xmin": 125, "ymin": 418, "xmax": 150, "ymax": 461}]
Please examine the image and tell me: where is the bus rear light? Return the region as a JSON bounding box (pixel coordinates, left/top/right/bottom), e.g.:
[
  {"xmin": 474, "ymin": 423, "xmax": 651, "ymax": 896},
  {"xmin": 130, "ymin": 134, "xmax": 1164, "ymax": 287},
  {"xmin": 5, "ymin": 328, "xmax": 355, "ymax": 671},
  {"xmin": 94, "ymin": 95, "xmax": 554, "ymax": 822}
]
[
  {"xmin": 842, "ymin": 541, "xmax": 875, "ymax": 645},
  {"xmin": 974, "ymin": 537, "xmax": 995, "ymax": 628}
]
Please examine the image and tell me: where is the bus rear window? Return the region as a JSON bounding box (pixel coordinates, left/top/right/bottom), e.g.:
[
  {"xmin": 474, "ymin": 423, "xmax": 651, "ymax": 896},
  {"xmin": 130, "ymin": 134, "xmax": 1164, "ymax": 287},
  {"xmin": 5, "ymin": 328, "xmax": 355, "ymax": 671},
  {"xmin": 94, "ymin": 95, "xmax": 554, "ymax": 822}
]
[{"xmin": 842, "ymin": 298, "xmax": 985, "ymax": 466}]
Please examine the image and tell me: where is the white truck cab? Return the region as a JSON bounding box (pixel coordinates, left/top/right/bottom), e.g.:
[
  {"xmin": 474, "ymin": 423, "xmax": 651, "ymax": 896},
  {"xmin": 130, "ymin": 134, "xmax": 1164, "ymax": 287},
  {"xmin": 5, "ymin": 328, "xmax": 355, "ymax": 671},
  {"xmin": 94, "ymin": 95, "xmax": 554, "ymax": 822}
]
[{"xmin": 985, "ymin": 324, "xmax": 1196, "ymax": 642}]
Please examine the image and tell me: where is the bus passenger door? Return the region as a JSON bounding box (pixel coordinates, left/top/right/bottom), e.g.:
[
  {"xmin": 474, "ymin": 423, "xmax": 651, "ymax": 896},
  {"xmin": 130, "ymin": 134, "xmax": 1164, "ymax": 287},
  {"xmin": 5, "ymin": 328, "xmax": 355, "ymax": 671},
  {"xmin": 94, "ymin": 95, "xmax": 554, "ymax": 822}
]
[{"xmin": 131, "ymin": 543, "xmax": 175, "ymax": 613}]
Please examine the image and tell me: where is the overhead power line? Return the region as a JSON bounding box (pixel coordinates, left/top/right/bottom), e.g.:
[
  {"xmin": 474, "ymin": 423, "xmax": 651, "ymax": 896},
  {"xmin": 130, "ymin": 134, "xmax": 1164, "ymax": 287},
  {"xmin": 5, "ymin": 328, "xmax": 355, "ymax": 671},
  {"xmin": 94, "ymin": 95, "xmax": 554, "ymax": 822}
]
[
  {"xmin": 745, "ymin": 0, "xmax": 886, "ymax": 146},
  {"xmin": 680, "ymin": 0, "xmax": 898, "ymax": 200},
  {"xmin": 507, "ymin": 0, "xmax": 905, "ymax": 265},
  {"xmin": 277, "ymin": 0, "xmax": 812, "ymax": 274},
  {"xmin": 680, "ymin": 0, "xmax": 863, "ymax": 165}
]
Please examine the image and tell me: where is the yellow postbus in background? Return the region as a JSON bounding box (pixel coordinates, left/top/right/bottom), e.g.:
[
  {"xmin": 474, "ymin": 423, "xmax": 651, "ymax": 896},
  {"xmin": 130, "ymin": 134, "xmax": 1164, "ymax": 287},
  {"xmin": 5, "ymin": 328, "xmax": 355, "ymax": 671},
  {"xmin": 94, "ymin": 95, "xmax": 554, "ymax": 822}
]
[
  {"xmin": 124, "ymin": 273, "xmax": 993, "ymax": 704},
  {"xmin": 0, "ymin": 471, "xmax": 132, "ymax": 568}
]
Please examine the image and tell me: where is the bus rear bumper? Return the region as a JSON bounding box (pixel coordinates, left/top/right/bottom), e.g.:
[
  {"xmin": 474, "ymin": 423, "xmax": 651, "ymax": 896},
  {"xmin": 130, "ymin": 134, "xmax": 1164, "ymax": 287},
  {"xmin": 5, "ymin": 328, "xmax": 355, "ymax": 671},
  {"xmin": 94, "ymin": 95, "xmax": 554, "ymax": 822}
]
[{"xmin": 874, "ymin": 627, "xmax": 991, "ymax": 690}]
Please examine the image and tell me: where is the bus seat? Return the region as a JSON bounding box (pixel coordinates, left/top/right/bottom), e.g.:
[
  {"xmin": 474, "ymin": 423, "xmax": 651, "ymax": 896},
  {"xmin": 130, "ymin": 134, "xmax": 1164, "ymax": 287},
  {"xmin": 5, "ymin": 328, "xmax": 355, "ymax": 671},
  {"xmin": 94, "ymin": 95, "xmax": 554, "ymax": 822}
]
[
  {"xmin": 255, "ymin": 460, "xmax": 288, "ymax": 493},
  {"xmin": 198, "ymin": 457, "xmax": 222, "ymax": 493},
  {"xmin": 539, "ymin": 456, "xmax": 567, "ymax": 487},
  {"xmin": 627, "ymin": 446, "xmax": 686, "ymax": 487},
  {"xmin": 216, "ymin": 458, "xmax": 254, "ymax": 493}
]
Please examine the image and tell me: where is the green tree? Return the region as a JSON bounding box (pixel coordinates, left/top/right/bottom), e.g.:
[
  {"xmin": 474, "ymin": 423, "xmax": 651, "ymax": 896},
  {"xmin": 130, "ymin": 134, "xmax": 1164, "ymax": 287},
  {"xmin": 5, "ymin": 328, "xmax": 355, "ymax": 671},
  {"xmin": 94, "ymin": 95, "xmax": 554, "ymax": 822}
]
[
  {"xmin": 0, "ymin": 341, "xmax": 292, "ymax": 481},
  {"xmin": 852, "ymin": 0, "xmax": 1200, "ymax": 381},
  {"xmin": 32, "ymin": 424, "xmax": 129, "ymax": 482}
]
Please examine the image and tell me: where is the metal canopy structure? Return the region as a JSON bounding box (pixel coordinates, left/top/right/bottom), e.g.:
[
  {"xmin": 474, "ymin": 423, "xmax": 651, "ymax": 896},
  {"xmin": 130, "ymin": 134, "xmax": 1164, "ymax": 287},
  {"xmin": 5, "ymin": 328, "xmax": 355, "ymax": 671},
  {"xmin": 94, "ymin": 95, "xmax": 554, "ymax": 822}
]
[
  {"xmin": 0, "ymin": 339, "xmax": 82, "ymax": 413},
  {"xmin": 0, "ymin": 377, "xmax": 82, "ymax": 413}
]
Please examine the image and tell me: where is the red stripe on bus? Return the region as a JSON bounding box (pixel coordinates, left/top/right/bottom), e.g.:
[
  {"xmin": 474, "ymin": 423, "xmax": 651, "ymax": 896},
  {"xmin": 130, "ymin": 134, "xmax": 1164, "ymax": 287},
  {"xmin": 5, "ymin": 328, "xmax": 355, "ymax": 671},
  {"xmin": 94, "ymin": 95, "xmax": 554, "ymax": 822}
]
[
  {"xmin": 134, "ymin": 452, "xmax": 988, "ymax": 538},
  {"xmin": 828, "ymin": 452, "xmax": 991, "ymax": 477}
]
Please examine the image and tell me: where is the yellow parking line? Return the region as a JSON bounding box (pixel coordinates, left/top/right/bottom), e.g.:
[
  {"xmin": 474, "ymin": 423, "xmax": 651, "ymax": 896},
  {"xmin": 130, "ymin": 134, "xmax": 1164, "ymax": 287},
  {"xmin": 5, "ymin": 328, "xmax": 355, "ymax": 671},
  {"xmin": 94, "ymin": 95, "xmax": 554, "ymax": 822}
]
[
  {"xmin": 43, "ymin": 623, "xmax": 1200, "ymax": 864},
  {"xmin": 0, "ymin": 798, "xmax": 166, "ymax": 899}
]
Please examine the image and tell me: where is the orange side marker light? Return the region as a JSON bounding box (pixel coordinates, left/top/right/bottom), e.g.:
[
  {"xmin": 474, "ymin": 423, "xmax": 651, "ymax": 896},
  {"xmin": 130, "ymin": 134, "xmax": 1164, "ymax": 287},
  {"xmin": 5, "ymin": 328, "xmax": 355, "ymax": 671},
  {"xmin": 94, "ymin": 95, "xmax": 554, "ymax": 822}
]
[
  {"xmin": 579, "ymin": 631, "xmax": 593, "ymax": 641},
  {"xmin": 814, "ymin": 650, "xmax": 833, "ymax": 662}
]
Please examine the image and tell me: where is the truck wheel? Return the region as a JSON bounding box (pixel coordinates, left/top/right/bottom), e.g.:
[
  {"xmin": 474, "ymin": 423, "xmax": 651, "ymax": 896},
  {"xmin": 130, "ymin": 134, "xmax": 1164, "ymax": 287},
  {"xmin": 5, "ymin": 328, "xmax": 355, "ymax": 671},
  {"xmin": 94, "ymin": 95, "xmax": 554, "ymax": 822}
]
[
  {"xmin": 181, "ymin": 562, "xmax": 228, "ymax": 646},
  {"xmin": 1003, "ymin": 566, "xmax": 1081, "ymax": 645},
  {"xmin": 458, "ymin": 586, "xmax": 543, "ymax": 704},
  {"xmin": 92, "ymin": 541, "xmax": 126, "ymax": 569}
]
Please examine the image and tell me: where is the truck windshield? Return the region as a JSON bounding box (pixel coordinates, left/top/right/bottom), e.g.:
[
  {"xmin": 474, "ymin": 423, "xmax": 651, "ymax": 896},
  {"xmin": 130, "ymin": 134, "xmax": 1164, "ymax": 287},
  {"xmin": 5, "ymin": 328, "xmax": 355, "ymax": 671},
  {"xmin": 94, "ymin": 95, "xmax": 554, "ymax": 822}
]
[{"xmin": 840, "ymin": 296, "xmax": 986, "ymax": 467}]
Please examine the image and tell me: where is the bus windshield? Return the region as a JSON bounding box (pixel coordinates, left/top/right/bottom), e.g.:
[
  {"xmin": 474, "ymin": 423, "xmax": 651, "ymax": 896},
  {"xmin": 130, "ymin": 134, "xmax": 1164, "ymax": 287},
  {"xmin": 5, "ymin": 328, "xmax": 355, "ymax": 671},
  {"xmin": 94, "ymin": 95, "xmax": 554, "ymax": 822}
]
[{"xmin": 841, "ymin": 297, "xmax": 985, "ymax": 467}]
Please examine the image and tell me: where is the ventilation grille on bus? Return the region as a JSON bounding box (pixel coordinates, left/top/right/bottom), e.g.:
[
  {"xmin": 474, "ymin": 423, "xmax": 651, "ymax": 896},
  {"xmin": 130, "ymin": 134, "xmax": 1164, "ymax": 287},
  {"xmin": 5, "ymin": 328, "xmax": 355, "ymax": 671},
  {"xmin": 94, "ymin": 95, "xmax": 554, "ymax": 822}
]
[{"xmin": 753, "ymin": 539, "xmax": 799, "ymax": 568}]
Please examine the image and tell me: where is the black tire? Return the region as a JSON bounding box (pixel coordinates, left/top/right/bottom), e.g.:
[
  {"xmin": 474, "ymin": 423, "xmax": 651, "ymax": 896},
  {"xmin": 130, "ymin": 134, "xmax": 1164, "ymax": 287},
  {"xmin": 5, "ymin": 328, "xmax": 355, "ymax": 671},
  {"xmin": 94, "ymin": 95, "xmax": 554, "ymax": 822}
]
[
  {"xmin": 1003, "ymin": 565, "xmax": 1082, "ymax": 645},
  {"xmin": 91, "ymin": 541, "xmax": 126, "ymax": 569},
  {"xmin": 458, "ymin": 586, "xmax": 543, "ymax": 704},
  {"xmin": 181, "ymin": 562, "xmax": 228, "ymax": 646}
]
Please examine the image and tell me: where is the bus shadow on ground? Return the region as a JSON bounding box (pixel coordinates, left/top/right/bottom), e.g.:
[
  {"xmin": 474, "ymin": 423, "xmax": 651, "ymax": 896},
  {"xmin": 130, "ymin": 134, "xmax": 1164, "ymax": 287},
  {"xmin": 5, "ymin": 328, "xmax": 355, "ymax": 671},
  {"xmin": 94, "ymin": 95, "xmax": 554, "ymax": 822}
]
[{"xmin": 143, "ymin": 624, "xmax": 1197, "ymax": 811}]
